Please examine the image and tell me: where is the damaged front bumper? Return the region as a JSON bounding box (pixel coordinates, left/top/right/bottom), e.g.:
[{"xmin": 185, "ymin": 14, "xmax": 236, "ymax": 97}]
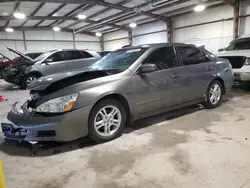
[{"xmin": 1, "ymin": 101, "xmax": 91, "ymax": 142}]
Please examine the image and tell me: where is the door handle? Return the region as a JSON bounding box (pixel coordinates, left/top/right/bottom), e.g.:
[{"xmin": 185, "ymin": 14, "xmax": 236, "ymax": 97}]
[{"xmin": 172, "ymin": 74, "xmax": 182, "ymax": 78}]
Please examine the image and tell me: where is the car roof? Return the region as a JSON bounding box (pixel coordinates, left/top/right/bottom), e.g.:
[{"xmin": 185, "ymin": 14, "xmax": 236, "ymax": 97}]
[
  {"xmin": 236, "ymin": 37, "xmax": 250, "ymax": 40},
  {"xmin": 120, "ymin": 43, "xmax": 196, "ymax": 50},
  {"xmin": 56, "ymin": 49, "xmax": 96, "ymax": 52}
]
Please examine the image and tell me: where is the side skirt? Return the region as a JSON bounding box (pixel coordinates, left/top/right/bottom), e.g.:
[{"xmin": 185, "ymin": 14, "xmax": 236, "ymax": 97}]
[{"xmin": 135, "ymin": 98, "xmax": 204, "ymax": 121}]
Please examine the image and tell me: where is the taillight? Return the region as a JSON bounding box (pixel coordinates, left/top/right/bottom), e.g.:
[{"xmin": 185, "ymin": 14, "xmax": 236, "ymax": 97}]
[
  {"xmin": 229, "ymin": 63, "xmax": 233, "ymax": 73},
  {"xmin": 244, "ymin": 58, "xmax": 250, "ymax": 65}
]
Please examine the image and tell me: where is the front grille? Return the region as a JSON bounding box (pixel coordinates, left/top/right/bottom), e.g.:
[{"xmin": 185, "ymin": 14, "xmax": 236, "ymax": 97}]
[
  {"xmin": 6, "ymin": 68, "xmax": 17, "ymax": 75},
  {"xmin": 220, "ymin": 56, "xmax": 246, "ymax": 69}
]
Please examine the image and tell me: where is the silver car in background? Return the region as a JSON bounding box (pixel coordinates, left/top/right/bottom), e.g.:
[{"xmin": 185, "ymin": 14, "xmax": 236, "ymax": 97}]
[
  {"xmin": 25, "ymin": 49, "xmax": 101, "ymax": 86},
  {"xmin": 1, "ymin": 43, "xmax": 234, "ymax": 143},
  {"xmin": 3, "ymin": 49, "xmax": 101, "ymax": 88}
]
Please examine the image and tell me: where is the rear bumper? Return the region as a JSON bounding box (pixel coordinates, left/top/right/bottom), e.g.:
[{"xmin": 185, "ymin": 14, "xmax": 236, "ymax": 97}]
[
  {"xmin": 2, "ymin": 103, "xmax": 92, "ymax": 142},
  {"xmin": 234, "ymin": 72, "xmax": 250, "ymax": 81}
]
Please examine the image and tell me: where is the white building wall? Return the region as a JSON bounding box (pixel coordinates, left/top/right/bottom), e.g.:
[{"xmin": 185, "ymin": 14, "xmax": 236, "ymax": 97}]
[
  {"xmin": 103, "ymin": 21, "xmax": 167, "ymax": 50},
  {"xmin": 133, "ymin": 31, "xmax": 167, "ymax": 45},
  {"xmin": 104, "ymin": 39, "xmax": 129, "ymax": 51},
  {"xmin": 0, "ymin": 31, "xmax": 100, "ymax": 59},
  {"xmin": 132, "ymin": 21, "xmax": 167, "ymax": 45},
  {"xmin": 103, "ymin": 30, "xmax": 129, "ymax": 51},
  {"xmin": 103, "ymin": 30, "xmax": 128, "ymax": 41},
  {"xmin": 239, "ymin": 0, "xmax": 250, "ymax": 37},
  {"xmin": 102, "ymin": 2, "xmax": 249, "ymax": 52},
  {"xmin": 173, "ymin": 1, "xmax": 250, "ymax": 53}
]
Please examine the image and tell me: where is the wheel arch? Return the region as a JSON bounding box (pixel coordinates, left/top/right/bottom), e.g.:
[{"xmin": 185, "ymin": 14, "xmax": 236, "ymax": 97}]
[
  {"xmin": 212, "ymin": 77, "xmax": 225, "ymax": 94},
  {"xmin": 89, "ymin": 93, "xmax": 132, "ymax": 126},
  {"xmin": 27, "ymin": 71, "xmax": 43, "ymax": 77}
]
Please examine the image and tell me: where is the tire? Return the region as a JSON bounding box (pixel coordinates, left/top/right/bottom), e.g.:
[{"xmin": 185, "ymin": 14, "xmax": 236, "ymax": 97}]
[
  {"xmin": 20, "ymin": 74, "xmax": 40, "ymax": 89},
  {"xmin": 0, "ymin": 69, "xmax": 4, "ymax": 79},
  {"xmin": 202, "ymin": 80, "xmax": 223, "ymax": 109},
  {"xmin": 0, "ymin": 67, "xmax": 6, "ymax": 79},
  {"xmin": 88, "ymin": 99, "xmax": 126, "ymax": 143}
]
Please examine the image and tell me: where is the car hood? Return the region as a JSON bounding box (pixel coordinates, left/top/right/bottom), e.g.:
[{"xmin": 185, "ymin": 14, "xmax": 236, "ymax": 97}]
[
  {"xmin": 7, "ymin": 47, "xmax": 34, "ymax": 62},
  {"xmin": 0, "ymin": 52, "xmax": 10, "ymax": 61},
  {"xmin": 28, "ymin": 69, "xmax": 110, "ymax": 91},
  {"xmin": 216, "ymin": 50, "xmax": 250, "ymax": 57}
]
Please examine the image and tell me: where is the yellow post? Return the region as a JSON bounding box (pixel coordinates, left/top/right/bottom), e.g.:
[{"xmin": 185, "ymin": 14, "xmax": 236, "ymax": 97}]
[{"xmin": 0, "ymin": 159, "xmax": 5, "ymax": 188}]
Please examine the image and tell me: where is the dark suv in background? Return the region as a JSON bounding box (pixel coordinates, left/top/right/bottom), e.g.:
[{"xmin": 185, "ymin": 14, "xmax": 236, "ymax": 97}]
[{"xmin": 4, "ymin": 49, "xmax": 101, "ymax": 88}]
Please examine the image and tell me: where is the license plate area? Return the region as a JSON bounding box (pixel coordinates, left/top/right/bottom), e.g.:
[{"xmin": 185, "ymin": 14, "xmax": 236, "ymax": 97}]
[
  {"xmin": 1, "ymin": 123, "xmax": 14, "ymax": 135},
  {"xmin": 1, "ymin": 123, "xmax": 27, "ymax": 139}
]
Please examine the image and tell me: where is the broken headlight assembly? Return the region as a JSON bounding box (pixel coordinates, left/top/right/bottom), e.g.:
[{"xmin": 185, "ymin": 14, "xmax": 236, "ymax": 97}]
[
  {"xmin": 36, "ymin": 93, "xmax": 78, "ymax": 113},
  {"xmin": 244, "ymin": 58, "xmax": 250, "ymax": 65}
]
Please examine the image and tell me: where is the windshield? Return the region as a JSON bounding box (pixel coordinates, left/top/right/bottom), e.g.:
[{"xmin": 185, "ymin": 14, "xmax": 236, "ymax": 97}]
[
  {"xmin": 34, "ymin": 51, "xmax": 55, "ymax": 62},
  {"xmin": 226, "ymin": 38, "xmax": 250, "ymax": 51},
  {"xmin": 90, "ymin": 48, "xmax": 147, "ymax": 72}
]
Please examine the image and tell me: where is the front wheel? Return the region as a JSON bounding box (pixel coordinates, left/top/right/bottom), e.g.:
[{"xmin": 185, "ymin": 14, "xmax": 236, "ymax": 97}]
[
  {"xmin": 20, "ymin": 74, "xmax": 40, "ymax": 89},
  {"xmin": 202, "ymin": 80, "xmax": 223, "ymax": 109},
  {"xmin": 88, "ymin": 99, "xmax": 126, "ymax": 143}
]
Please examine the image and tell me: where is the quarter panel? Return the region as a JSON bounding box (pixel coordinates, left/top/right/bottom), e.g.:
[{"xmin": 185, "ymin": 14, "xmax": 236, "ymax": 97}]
[{"xmin": 213, "ymin": 60, "xmax": 234, "ymax": 91}]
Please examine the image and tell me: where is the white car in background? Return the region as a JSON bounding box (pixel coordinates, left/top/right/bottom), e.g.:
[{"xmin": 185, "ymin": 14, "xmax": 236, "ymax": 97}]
[{"xmin": 216, "ymin": 37, "xmax": 250, "ymax": 82}]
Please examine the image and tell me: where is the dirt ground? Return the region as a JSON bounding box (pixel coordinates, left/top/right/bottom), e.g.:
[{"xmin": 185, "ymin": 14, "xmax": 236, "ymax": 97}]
[{"xmin": 1, "ymin": 79, "xmax": 250, "ymax": 188}]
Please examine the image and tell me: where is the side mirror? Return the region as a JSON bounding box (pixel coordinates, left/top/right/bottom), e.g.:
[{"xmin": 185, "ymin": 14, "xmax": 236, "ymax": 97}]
[
  {"xmin": 44, "ymin": 58, "xmax": 53, "ymax": 65},
  {"xmin": 218, "ymin": 48, "xmax": 225, "ymax": 52},
  {"xmin": 139, "ymin": 63, "xmax": 157, "ymax": 74}
]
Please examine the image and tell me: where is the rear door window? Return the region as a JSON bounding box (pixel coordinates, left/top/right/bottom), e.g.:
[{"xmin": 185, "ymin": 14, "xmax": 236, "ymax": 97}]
[
  {"xmin": 200, "ymin": 49, "xmax": 216, "ymax": 62},
  {"xmin": 81, "ymin": 51, "xmax": 93, "ymax": 58},
  {"xmin": 67, "ymin": 51, "xmax": 83, "ymax": 60},
  {"xmin": 177, "ymin": 46, "xmax": 204, "ymax": 66}
]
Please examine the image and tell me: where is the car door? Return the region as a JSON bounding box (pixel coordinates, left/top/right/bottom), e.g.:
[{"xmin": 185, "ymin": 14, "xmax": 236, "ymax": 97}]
[
  {"xmin": 131, "ymin": 46, "xmax": 182, "ymax": 115},
  {"xmin": 39, "ymin": 51, "xmax": 68, "ymax": 76},
  {"xmin": 66, "ymin": 50, "xmax": 97, "ymax": 71},
  {"xmin": 174, "ymin": 45, "xmax": 215, "ymax": 103}
]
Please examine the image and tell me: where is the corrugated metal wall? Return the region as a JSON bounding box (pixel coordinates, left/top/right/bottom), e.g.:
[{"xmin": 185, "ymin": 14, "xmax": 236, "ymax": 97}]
[
  {"xmin": 103, "ymin": 30, "xmax": 129, "ymax": 51},
  {"xmin": 103, "ymin": 1, "xmax": 250, "ymax": 53},
  {"xmin": 173, "ymin": 4, "xmax": 234, "ymax": 53},
  {"xmin": 0, "ymin": 31, "xmax": 101, "ymax": 59}
]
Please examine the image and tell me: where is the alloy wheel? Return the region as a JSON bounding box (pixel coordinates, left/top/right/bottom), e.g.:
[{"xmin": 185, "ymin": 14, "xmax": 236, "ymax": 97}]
[
  {"xmin": 209, "ymin": 83, "xmax": 222, "ymax": 105},
  {"xmin": 26, "ymin": 76, "xmax": 37, "ymax": 85},
  {"xmin": 94, "ymin": 105, "xmax": 122, "ymax": 137}
]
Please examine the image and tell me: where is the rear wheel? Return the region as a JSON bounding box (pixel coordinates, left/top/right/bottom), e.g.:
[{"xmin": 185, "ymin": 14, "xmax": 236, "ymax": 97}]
[
  {"xmin": 88, "ymin": 99, "xmax": 126, "ymax": 143},
  {"xmin": 20, "ymin": 74, "xmax": 40, "ymax": 89},
  {"xmin": 202, "ymin": 80, "xmax": 223, "ymax": 109}
]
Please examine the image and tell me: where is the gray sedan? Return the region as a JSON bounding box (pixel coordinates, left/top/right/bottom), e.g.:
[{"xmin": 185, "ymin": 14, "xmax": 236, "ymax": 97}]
[{"xmin": 1, "ymin": 43, "xmax": 234, "ymax": 143}]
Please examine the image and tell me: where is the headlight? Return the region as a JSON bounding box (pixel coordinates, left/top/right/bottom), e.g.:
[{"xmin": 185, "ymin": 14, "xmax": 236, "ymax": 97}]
[
  {"xmin": 244, "ymin": 58, "xmax": 250, "ymax": 65},
  {"xmin": 10, "ymin": 68, "xmax": 17, "ymax": 72},
  {"xmin": 36, "ymin": 93, "xmax": 78, "ymax": 113}
]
